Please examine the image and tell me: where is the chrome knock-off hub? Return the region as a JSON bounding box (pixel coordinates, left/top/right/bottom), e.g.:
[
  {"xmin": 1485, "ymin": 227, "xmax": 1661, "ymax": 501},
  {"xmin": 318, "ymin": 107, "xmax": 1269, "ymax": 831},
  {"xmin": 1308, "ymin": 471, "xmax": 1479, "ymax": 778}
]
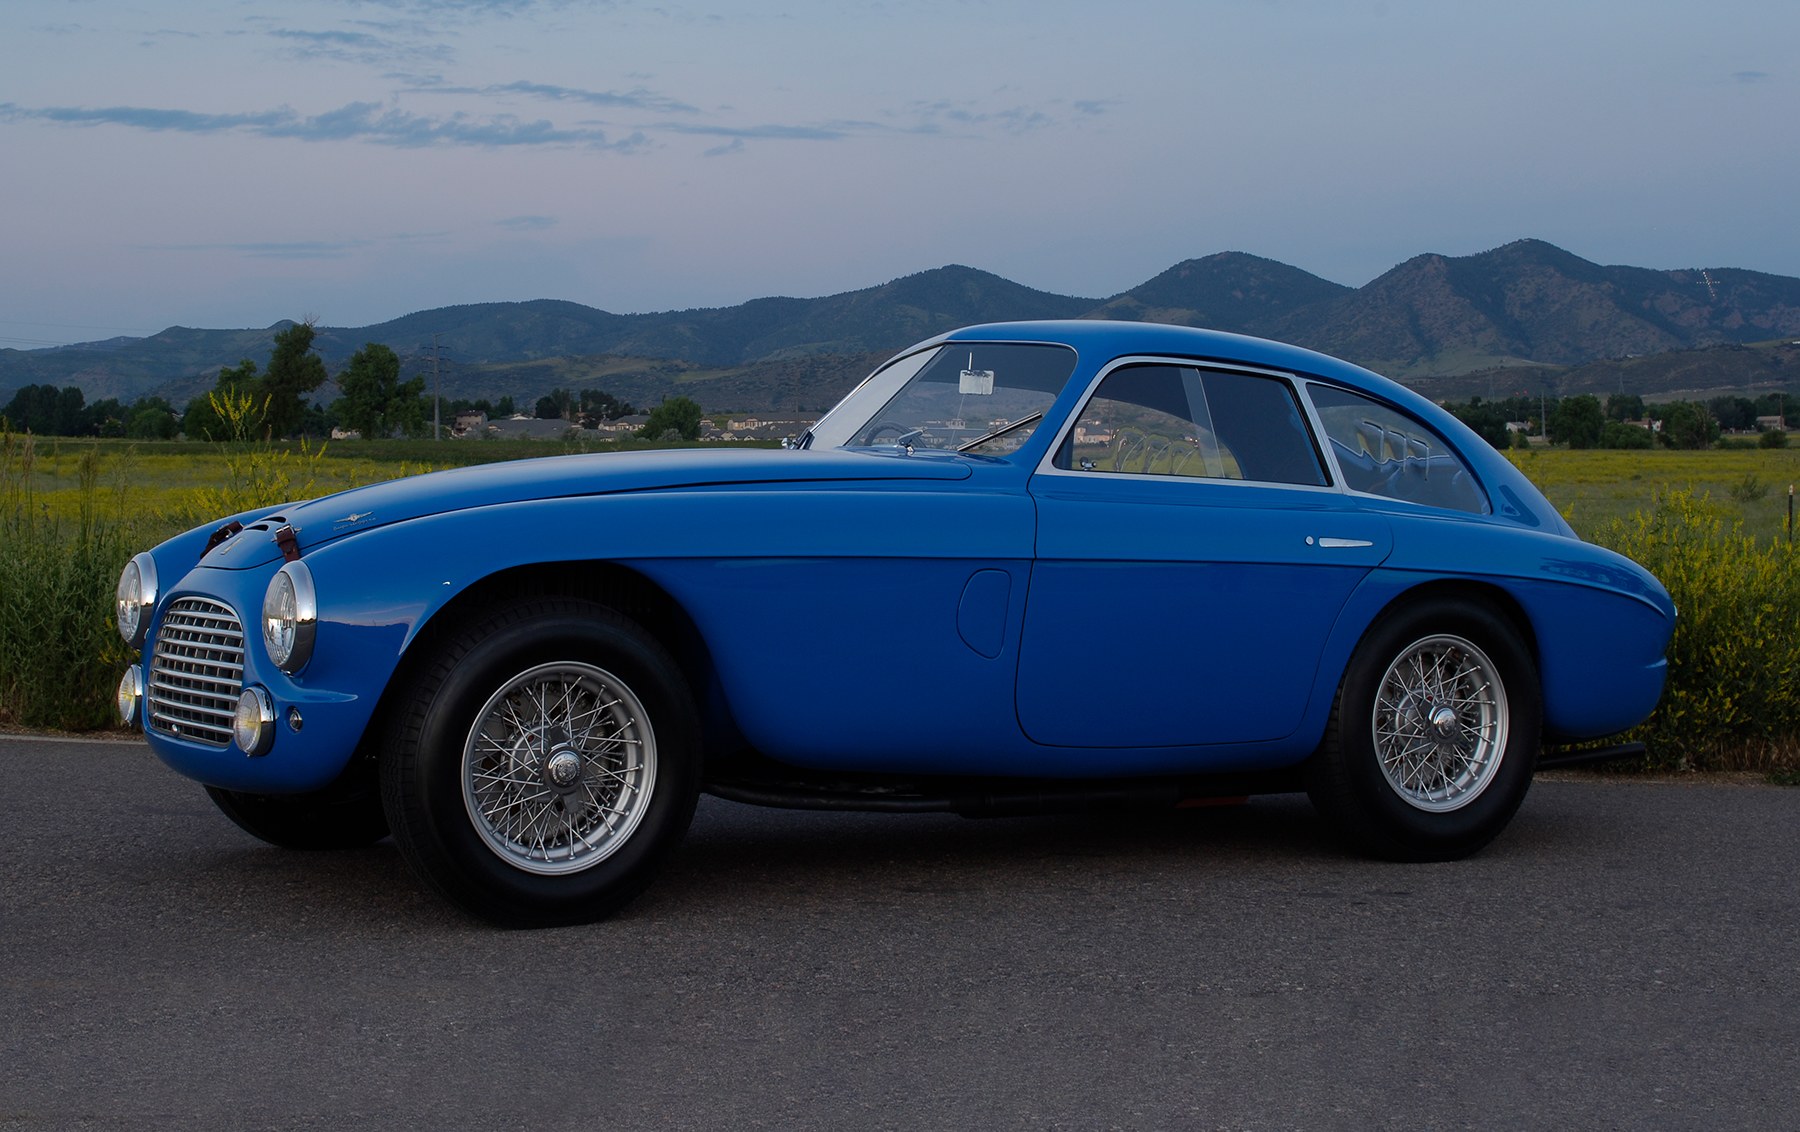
[{"xmin": 544, "ymin": 747, "xmax": 583, "ymax": 789}]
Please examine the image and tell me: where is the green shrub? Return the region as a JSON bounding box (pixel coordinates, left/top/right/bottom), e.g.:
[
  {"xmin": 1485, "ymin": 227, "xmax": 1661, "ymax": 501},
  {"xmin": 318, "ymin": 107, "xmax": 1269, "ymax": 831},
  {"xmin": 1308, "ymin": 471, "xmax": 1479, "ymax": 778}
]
[
  {"xmin": 1596, "ymin": 489, "xmax": 1800, "ymax": 772},
  {"xmin": 0, "ymin": 433, "xmax": 138, "ymax": 729},
  {"xmin": 1599, "ymin": 420, "xmax": 1654, "ymax": 449},
  {"xmin": 1729, "ymin": 472, "xmax": 1770, "ymax": 503},
  {"xmin": 0, "ymin": 422, "xmax": 362, "ymax": 730}
]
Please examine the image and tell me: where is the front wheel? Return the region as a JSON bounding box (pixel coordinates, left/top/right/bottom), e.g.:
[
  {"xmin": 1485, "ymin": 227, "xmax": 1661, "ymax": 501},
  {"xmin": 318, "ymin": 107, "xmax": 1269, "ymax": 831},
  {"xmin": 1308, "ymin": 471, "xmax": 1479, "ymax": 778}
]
[
  {"xmin": 380, "ymin": 598, "xmax": 700, "ymax": 926},
  {"xmin": 1307, "ymin": 599, "xmax": 1541, "ymax": 861}
]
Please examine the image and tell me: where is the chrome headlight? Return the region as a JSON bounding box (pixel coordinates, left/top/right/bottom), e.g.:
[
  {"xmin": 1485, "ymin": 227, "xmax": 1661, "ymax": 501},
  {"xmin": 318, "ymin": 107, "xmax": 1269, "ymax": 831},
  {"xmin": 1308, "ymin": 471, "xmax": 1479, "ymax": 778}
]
[
  {"xmin": 262, "ymin": 560, "xmax": 317, "ymax": 674},
  {"xmin": 116, "ymin": 552, "xmax": 158, "ymax": 649}
]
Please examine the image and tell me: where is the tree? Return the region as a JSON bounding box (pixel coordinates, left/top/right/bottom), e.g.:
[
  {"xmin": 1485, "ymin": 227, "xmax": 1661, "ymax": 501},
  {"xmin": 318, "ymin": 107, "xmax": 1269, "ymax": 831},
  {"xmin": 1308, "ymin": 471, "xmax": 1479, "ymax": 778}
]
[
  {"xmin": 579, "ymin": 388, "xmax": 634, "ymax": 423},
  {"xmin": 1599, "ymin": 421, "xmax": 1654, "ymax": 449},
  {"xmin": 495, "ymin": 395, "xmax": 516, "ymax": 418},
  {"xmin": 1606, "ymin": 393, "xmax": 1645, "ymax": 422},
  {"xmin": 261, "ymin": 321, "xmax": 328, "ymax": 438},
  {"xmin": 185, "ymin": 359, "xmax": 261, "ymax": 441},
  {"xmin": 1754, "ymin": 392, "xmax": 1798, "ymax": 425},
  {"xmin": 1, "ymin": 384, "xmax": 87, "ymax": 435},
  {"xmin": 1549, "ymin": 394, "xmax": 1604, "ymax": 448},
  {"xmin": 1656, "ymin": 401, "xmax": 1719, "ymax": 449},
  {"xmin": 332, "ymin": 343, "xmax": 426, "ymax": 439},
  {"xmin": 534, "ymin": 395, "xmax": 562, "ymax": 420},
  {"xmin": 543, "ymin": 388, "xmax": 577, "ymax": 421},
  {"xmin": 637, "ymin": 396, "xmax": 703, "ymax": 442},
  {"xmin": 85, "ymin": 397, "xmax": 129, "ymax": 437},
  {"xmin": 1444, "ymin": 397, "xmax": 1511, "ymax": 451},
  {"xmin": 129, "ymin": 405, "xmax": 177, "ymax": 439},
  {"xmin": 2, "ymin": 381, "xmax": 72, "ymax": 430},
  {"xmin": 1707, "ymin": 395, "xmax": 1756, "ymax": 432}
]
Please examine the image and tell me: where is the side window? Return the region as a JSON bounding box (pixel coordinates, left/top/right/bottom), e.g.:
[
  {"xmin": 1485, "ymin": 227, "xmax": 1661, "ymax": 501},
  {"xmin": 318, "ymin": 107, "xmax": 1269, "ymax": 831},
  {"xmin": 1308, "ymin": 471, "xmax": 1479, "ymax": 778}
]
[
  {"xmin": 1057, "ymin": 364, "xmax": 1327, "ymax": 486},
  {"xmin": 1308, "ymin": 385, "xmax": 1487, "ymax": 513}
]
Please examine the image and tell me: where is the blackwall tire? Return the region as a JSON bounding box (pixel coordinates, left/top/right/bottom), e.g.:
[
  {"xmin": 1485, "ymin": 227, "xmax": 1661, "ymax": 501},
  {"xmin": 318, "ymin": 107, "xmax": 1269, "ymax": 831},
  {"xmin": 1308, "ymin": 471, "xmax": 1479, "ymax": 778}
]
[
  {"xmin": 379, "ymin": 598, "xmax": 700, "ymax": 927},
  {"xmin": 205, "ymin": 771, "xmax": 387, "ymax": 850},
  {"xmin": 1306, "ymin": 598, "xmax": 1541, "ymax": 861}
]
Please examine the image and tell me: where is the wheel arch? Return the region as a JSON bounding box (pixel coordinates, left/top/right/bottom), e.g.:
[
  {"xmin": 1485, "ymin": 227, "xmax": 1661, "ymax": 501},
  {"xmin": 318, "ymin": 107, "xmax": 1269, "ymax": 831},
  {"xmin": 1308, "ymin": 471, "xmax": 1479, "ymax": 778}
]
[
  {"xmin": 1363, "ymin": 577, "xmax": 1541, "ymax": 675},
  {"xmin": 369, "ymin": 559, "xmax": 743, "ymax": 765},
  {"xmin": 1301, "ymin": 572, "xmax": 1545, "ymax": 761}
]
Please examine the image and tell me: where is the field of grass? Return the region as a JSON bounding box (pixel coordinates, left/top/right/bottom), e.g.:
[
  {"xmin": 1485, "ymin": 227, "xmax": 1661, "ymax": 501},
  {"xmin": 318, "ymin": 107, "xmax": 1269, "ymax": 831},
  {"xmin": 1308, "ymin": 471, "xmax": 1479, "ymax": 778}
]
[
  {"xmin": 18, "ymin": 436, "xmax": 1796, "ymax": 548},
  {"xmin": 9, "ymin": 434, "xmax": 743, "ymax": 545},
  {"xmin": 1510, "ymin": 446, "xmax": 1800, "ymax": 543}
]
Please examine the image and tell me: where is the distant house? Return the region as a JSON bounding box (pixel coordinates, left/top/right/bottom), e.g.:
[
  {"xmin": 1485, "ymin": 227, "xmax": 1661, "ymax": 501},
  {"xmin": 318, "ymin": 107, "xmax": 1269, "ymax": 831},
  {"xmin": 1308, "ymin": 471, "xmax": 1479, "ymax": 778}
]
[
  {"xmin": 1756, "ymin": 415, "xmax": 1787, "ymax": 432},
  {"xmin": 451, "ymin": 410, "xmax": 488, "ymax": 438},
  {"xmin": 594, "ymin": 414, "xmax": 651, "ymax": 435},
  {"xmin": 723, "ymin": 415, "xmax": 817, "ymax": 441},
  {"xmin": 486, "ymin": 416, "xmax": 582, "ymax": 441},
  {"xmin": 330, "ymin": 427, "xmax": 362, "ymax": 440}
]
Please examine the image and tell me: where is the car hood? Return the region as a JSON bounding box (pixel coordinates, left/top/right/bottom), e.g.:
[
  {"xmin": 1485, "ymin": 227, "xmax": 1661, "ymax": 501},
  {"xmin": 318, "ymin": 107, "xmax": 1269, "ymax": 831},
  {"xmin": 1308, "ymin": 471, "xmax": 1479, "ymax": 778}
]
[{"xmin": 200, "ymin": 447, "xmax": 972, "ymax": 569}]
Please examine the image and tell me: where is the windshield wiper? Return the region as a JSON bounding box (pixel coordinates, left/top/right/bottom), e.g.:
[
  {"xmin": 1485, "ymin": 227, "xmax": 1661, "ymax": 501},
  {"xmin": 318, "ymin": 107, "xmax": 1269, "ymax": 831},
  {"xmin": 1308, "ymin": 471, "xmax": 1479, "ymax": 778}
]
[{"xmin": 956, "ymin": 411, "xmax": 1044, "ymax": 453}]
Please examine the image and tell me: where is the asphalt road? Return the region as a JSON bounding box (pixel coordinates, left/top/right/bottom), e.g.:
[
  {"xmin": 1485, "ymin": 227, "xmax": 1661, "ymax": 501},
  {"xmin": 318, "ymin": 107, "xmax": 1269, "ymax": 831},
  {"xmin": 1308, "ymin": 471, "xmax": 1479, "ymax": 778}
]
[{"xmin": 2, "ymin": 736, "xmax": 1796, "ymax": 1130}]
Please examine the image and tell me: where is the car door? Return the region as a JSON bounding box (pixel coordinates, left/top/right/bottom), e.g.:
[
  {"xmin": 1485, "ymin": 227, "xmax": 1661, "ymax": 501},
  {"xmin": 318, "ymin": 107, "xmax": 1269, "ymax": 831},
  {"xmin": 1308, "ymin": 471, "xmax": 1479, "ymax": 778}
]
[{"xmin": 1017, "ymin": 361, "xmax": 1391, "ymax": 748}]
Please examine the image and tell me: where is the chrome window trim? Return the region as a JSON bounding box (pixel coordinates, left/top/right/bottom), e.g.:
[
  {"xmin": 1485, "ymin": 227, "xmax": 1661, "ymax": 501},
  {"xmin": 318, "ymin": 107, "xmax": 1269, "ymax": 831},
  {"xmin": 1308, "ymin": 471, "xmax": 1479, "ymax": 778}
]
[{"xmin": 1032, "ymin": 355, "xmax": 1338, "ymax": 494}]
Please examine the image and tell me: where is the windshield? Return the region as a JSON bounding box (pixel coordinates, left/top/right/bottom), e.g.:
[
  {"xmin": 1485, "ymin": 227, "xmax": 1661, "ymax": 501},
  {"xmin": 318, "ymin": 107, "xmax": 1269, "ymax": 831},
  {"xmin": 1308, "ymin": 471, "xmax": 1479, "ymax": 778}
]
[{"xmin": 807, "ymin": 342, "xmax": 1078, "ymax": 455}]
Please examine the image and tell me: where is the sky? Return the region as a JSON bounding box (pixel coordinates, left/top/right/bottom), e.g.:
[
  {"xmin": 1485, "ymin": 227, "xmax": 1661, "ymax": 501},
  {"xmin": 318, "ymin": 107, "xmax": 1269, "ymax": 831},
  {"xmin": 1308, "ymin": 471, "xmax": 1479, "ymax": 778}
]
[{"xmin": 2, "ymin": 0, "xmax": 1795, "ymax": 348}]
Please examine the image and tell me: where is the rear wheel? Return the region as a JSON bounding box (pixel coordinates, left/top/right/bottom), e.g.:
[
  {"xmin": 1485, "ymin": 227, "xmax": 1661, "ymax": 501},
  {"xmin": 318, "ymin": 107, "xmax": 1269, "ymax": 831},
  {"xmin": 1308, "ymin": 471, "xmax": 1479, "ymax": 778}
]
[
  {"xmin": 1307, "ymin": 598, "xmax": 1540, "ymax": 861},
  {"xmin": 380, "ymin": 597, "xmax": 700, "ymax": 927}
]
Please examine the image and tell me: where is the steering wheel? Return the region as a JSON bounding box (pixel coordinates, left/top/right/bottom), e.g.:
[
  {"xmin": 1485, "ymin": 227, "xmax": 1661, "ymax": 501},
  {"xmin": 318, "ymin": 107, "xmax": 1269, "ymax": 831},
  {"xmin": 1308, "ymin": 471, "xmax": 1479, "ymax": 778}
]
[{"xmin": 861, "ymin": 421, "xmax": 922, "ymax": 446}]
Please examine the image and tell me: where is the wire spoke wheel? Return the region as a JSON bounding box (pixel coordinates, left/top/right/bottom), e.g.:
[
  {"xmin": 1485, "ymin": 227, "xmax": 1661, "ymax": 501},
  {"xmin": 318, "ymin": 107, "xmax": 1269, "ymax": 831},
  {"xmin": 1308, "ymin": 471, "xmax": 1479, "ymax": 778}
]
[
  {"xmin": 1371, "ymin": 633, "xmax": 1507, "ymax": 813},
  {"xmin": 461, "ymin": 660, "xmax": 658, "ymax": 875}
]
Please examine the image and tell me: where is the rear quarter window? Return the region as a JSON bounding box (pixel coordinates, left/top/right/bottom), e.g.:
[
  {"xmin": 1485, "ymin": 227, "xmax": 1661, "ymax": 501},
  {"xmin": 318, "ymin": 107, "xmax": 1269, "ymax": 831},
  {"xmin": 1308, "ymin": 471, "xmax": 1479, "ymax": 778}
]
[{"xmin": 1307, "ymin": 384, "xmax": 1487, "ymax": 514}]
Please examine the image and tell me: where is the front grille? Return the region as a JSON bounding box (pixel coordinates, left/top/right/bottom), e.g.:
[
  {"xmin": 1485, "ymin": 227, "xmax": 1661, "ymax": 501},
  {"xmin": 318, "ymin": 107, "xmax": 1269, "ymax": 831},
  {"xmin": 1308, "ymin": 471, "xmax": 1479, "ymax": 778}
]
[{"xmin": 147, "ymin": 598, "xmax": 246, "ymax": 748}]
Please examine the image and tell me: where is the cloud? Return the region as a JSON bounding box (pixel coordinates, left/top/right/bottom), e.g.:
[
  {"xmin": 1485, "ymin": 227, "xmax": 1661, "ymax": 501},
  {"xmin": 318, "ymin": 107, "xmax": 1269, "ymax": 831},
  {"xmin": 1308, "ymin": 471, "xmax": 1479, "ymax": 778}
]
[
  {"xmin": 268, "ymin": 25, "xmax": 454, "ymax": 65},
  {"xmin": 497, "ymin": 215, "xmax": 558, "ymax": 230},
  {"xmin": 489, "ymin": 80, "xmax": 698, "ymax": 115},
  {"xmin": 341, "ymin": 0, "xmax": 575, "ymax": 17},
  {"xmin": 657, "ymin": 121, "xmax": 857, "ymax": 142},
  {"xmin": 0, "ymin": 100, "xmax": 643, "ymax": 151},
  {"xmin": 1732, "ymin": 70, "xmax": 1770, "ymax": 84},
  {"xmin": 407, "ymin": 79, "xmax": 697, "ymax": 114},
  {"xmin": 907, "ymin": 99, "xmax": 1054, "ymax": 135},
  {"xmin": 703, "ymin": 138, "xmax": 744, "ymax": 158}
]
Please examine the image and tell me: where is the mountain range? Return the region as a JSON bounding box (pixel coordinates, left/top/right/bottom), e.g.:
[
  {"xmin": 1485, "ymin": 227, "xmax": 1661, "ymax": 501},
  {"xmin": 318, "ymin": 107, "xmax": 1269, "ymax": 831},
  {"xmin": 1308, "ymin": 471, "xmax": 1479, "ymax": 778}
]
[{"xmin": 5, "ymin": 238, "xmax": 1799, "ymax": 412}]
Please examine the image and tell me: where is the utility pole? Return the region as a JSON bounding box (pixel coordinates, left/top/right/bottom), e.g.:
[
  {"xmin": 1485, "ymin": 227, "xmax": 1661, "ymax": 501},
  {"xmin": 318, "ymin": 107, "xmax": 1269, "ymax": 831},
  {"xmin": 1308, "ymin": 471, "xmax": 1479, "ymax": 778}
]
[{"xmin": 432, "ymin": 333, "xmax": 441, "ymax": 441}]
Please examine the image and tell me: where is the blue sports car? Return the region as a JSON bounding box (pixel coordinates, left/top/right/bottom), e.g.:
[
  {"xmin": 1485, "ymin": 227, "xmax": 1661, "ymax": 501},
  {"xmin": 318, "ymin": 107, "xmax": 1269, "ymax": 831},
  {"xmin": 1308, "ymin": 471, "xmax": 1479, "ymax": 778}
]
[{"xmin": 115, "ymin": 321, "xmax": 1674, "ymax": 925}]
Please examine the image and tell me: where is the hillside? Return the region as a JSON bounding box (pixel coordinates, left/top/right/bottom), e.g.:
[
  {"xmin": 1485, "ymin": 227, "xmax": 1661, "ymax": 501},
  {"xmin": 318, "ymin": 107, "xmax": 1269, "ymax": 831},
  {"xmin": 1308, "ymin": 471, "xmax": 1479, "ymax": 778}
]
[
  {"xmin": 1284, "ymin": 240, "xmax": 1800, "ymax": 376},
  {"xmin": 1409, "ymin": 340, "xmax": 1800, "ymax": 405},
  {"xmin": 5, "ymin": 239, "xmax": 1800, "ymax": 411}
]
